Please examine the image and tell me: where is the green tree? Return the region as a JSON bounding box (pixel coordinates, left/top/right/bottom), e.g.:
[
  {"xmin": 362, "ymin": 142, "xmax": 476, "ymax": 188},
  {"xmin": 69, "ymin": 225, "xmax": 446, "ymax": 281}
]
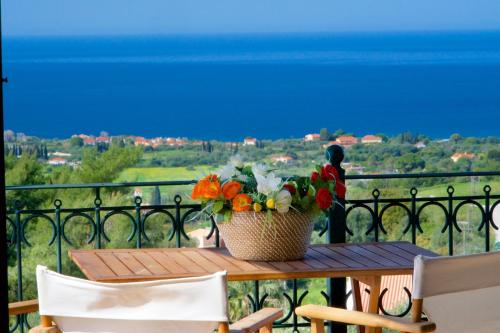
[
  {"xmin": 69, "ymin": 137, "xmax": 84, "ymax": 147},
  {"xmin": 77, "ymin": 146, "xmax": 142, "ymax": 183},
  {"xmin": 150, "ymin": 186, "xmax": 162, "ymax": 205},
  {"xmin": 395, "ymin": 153, "xmax": 425, "ymax": 172},
  {"xmin": 487, "ymin": 149, "xmax": 500, "ymax": 161},
  {"xmin": 5, "ymin": 155, "xmax": 48, "ymax": 209},
  {"xmin": 450, "ymin": 133, "xmax": 462, "ymax": 143},
  {"xmin": 319, "ymin": 128, "xmax": 330, "ymax": 141}
]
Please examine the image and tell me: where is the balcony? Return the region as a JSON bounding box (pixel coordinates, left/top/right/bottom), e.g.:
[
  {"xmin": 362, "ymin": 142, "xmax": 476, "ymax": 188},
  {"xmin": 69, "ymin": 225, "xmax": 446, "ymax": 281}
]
[{"xmin": 7, "ymin": 166, "xmax": 500, "ymax": 333}]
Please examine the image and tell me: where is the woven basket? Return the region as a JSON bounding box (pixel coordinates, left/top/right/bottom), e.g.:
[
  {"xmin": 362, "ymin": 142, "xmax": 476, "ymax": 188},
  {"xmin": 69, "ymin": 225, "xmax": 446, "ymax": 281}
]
[{"xmin": 217, "ymin": 211, "xmax": 314, "ymax": 261}]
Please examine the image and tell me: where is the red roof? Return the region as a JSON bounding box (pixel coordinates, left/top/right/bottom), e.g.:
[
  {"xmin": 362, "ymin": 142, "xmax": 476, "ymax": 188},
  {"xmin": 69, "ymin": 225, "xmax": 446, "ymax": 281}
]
[
  {"xmin": 361, "ymin": 135, "xmax": 383, "ymax": 142},
  {"xmin": 335, "ymin": 135, "xmax": 358, "ymax": 145}
]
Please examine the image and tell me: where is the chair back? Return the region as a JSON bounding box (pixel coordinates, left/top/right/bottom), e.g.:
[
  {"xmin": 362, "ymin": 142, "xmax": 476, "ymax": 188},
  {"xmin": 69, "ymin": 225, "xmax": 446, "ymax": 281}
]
[
  {"xmin": 36, "ymin": 265, "xmax": 228, "ymax": 333},
  {"xmin": 412, "ymin": 252, "xmax": 500, "ymax": 333}
]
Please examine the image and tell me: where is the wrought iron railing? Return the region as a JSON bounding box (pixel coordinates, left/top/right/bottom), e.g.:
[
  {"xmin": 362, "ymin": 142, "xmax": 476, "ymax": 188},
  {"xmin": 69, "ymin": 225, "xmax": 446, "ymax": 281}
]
[{"xmin": 6, "ymin": 163, "xmax": 500, "ymax": 333}]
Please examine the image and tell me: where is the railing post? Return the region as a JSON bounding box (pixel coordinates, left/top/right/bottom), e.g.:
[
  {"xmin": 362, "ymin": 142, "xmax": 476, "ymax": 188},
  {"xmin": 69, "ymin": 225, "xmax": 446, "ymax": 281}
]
[
  {"xmin": 326, "ymin": 145, "xmax": 347, "ymax": 333},
  {"xmin": 134, "ymin": 196, "xmax": 142, "ymax": 248},
  {"xmin": 484, "ymin": 185, "xmax": 491, "ymax": 252},
  {"xmin": 54, "ymin": 199, "xmax": 62, "ymax": 272},
  {"xmin": 94, "ymin": 188, "xmax": 102, "ymax": 249},
  {"xmin": 410, "ymin": 188, "xmax": 418, "ymax": 244},
  {"xmin": 447, "ymin": 186, "xmax": 454, "ymax": 256}
]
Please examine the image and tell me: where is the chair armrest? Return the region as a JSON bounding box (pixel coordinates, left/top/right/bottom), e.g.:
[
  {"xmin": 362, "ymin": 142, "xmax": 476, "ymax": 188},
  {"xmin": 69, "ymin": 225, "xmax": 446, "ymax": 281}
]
[
  {"xmin": 28, "ymin": 326, "xmax": 61, "ymax": 333},
  {"xmin": 9, "ymin": 299, "xmax": 39, "ymax": 316},
  {"xmin": 295, "ymin": 305, "xmax": 435, "ymax": 333},
  {"xmin": 229, "ymin": 308, "xmax": 283, "ymax": 333}
]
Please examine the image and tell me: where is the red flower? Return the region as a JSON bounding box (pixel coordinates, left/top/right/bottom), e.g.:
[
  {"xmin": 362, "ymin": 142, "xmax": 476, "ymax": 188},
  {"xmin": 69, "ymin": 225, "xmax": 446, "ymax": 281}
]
[
  {"xmin": 283, "ymin": 184, "xmax": 296, "ymax": 195},
  {"xmin": 321, "ymin": 164, "xmax": 339, "ymax": 181},
  {"xmin": 316, "ymin": 187, "xmax": 333, "ymax": 210},
  {"xmin": 311, "ymin": 171, "xmax": 320, "ymax": 183},
  {"xmin": 336, "ymin": 181, "xmax": 346, "ymax": 199}
]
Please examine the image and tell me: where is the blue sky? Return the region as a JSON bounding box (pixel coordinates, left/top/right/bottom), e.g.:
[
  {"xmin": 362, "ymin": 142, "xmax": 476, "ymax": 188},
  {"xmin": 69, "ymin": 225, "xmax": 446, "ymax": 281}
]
[{"xmin": 4, "ymin": 0, "xmax": 500, "ymax": 36}]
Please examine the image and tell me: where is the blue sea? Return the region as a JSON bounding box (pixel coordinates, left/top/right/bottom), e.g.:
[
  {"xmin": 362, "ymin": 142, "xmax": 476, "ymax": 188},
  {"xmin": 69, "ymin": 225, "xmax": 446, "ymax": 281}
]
[{"xmin": 4, "ymin": 32, "xmax": 500, "ymax": 140}]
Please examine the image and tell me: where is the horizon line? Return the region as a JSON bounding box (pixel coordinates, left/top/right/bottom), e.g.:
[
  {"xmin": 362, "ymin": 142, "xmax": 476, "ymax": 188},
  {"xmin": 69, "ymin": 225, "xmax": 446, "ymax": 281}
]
[{"xmin": 5, "ymin": 28, "xmax": 500, "ymax": 39}]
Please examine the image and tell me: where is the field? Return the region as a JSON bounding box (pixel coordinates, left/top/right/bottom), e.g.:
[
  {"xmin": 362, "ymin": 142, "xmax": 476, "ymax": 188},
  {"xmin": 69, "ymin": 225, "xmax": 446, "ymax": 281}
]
[{"xmin": 119, "ymin": 166, "xmax": 499, "ymax": 209}]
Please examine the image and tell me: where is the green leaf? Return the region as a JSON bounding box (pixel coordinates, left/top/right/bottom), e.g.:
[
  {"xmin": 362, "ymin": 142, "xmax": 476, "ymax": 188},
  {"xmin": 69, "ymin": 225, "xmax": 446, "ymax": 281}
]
[{"xmin": 213, "ymin": 200, "xmax": 224, "ymax": 213}]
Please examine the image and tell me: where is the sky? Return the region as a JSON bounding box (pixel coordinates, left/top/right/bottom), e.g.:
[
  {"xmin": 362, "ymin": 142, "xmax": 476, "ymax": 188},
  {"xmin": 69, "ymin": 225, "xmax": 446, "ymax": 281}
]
[{"xmin": 4, "ymin": 0, "xmax": 500, "ymax": 36}]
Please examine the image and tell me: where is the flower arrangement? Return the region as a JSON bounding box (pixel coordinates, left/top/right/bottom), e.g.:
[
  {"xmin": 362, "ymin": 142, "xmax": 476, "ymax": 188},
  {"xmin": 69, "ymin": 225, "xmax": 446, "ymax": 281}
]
[{"xmin": 192, "ymin": 156, "xmax": 345, "ymax": 223}]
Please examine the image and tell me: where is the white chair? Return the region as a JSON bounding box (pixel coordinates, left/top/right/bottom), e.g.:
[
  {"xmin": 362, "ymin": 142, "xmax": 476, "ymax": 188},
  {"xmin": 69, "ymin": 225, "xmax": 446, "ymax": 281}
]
[
  {"xmin": 30, "ymin": 265, "xmax": 282, "ymax": 333},
  {"xmin": 296, "ymin": 251, "xmax": 500, "ymax": 333}
]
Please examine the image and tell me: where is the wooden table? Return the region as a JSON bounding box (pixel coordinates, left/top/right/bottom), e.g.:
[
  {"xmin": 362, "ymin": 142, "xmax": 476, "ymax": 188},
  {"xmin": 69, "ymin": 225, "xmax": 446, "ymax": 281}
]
[{"xmin": 70, "ymin": 241, "xmax": 438, "ymax": 333}]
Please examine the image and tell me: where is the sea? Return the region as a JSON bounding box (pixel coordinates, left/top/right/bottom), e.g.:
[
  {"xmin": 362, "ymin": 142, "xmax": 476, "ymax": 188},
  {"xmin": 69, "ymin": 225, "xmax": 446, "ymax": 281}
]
[{"xmin": 3, "ymin": 31, "xmax": 500, "ymax": 140}]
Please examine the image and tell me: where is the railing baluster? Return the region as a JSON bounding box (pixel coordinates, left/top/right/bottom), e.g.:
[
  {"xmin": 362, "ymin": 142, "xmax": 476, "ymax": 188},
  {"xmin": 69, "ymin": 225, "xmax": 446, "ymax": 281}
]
[
  {"xmin": 484, "ymin": 185, "xmax": 491, "ymax": 252},
  {"xmin": 135, "ymin": 197, "xmax": 142, "ymax": 248},
  {"xmin": 94, "ymin": 188, "xmax": 102, "ymax": 249},
  {"xmin": 373, "ymin": 189, "xmax": 380, "ymax": 242},
  {"xmin": 54, "ymin": 199, "xmax": 62, "ymax": 273},
  {"xmin": 174, "ymin": 195, "xmax": 182, "ymax": 248},
  {"xmin": 447, "ymin": 186, "xmax": 455, "ymax": 256},
  {"xmin": 410, "ymin": 188, "xmax": 418, "ymax": 244}
]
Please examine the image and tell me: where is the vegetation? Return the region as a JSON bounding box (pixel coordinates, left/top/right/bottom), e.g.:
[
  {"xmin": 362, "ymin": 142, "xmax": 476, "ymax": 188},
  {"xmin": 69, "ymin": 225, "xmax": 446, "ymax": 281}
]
[{"xmin": 5, "ymin": 130, "xmax": 499, "ymax": 330}]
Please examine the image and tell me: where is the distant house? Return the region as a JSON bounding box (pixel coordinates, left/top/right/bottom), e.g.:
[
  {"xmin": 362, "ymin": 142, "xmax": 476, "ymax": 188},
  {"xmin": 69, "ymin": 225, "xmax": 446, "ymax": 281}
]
[
  {"xmin": 48, "ymin": 157, "xmax": 67, "ymax": 166},
  {"xmin": 322, "ymin": 140, "xmax": 338, "ymax": 149},
  {"xmin": 96, "ymin": 136, "xmax": 110, "ymax": 144},
  {"xmin": 271, "ymin": 155, "xmax": 294, "ymax": 163},
  {"xmin": 175, "ymin": 139, "xmax": 187, "ymax": 146},
  {"xmin": 304, "ymin": 133, "xmax": 321, "ymax": 142},
  {"xmin": 133, "ymin": 187, "xmax": 142, "ymax": 198},
  {"xmin": 134, "ymin": 137, "xmax": 151, "ymax": 146},
  {"xmin": 361, "ymin": 135, "xmax": 383, "ymax": 144},
  {"xmin": 451, "ymin": 152, "xmax": 476, "ymax": 163},
  {"xmin": 415, "ymin": 141, "xmax": 427, "ymax": 149},
  {"xmin": 50, "ymin": 151, "xmax": 72, "ymax": 157},
  {"xmin": 243, "ymin": 137, "xmax": 257, "ymax": 146},
  {"xmin": 343, "ymin": 163, "xmax": 365, "ymax": 173},
  {"xmin": 83, "ymin": 137, "xmax": 96, "ymax": 146},
  {"xmin": 192, "ymin": 140, "xmax": 204, "ymax": 146},
  {"xmin": 151, "ymin": 137, "xmax": 164, "ymax": 147},
  {"xmin": 188, "ymin": 228, "xmax": 217, "ymax": 248},
  {"xmin": 335, "ymin": 135, "xmax": 359, "ymax": 147}
]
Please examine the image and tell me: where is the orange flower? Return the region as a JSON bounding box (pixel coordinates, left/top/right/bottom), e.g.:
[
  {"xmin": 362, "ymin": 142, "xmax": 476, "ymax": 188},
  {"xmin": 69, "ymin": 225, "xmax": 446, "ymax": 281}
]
[
  {"xmin": 191, "ymin": 174, "xmax": 222, "ymax": 200},
  {"xmin": 232, "ymin": 193, "xmax": 252, "ymax": 212},
  {"xmin": 222, "ymin": 181, "xmax": 242, "ymax": 200},
  {"xmin": 191, "ymin": 182, "xmax": 203, "ymax": 200}
]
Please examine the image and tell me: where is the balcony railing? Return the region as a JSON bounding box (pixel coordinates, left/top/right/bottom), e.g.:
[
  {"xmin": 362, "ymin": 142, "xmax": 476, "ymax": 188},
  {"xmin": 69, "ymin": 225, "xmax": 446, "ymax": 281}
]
[{"xmin": 6, "ymin": 169, "xmax": 500, "ymax": 333}]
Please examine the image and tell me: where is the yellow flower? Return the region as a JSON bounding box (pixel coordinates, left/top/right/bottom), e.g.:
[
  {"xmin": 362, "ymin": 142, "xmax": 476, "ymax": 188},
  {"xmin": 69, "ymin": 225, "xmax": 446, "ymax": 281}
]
[
  {"xmin": 266, "ymin": 198, "xmax": 275, "ymax": 209},
  {"xmin": 253, "ymin": 203, "xmax": 262, "ymax": 212}
]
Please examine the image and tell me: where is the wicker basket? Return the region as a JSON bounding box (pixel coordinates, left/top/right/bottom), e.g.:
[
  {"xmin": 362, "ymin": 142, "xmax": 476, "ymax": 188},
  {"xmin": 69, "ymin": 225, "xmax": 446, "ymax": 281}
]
[{"xmin": 216, "ymin": 211, "xmax": 314, "ymax": 261}]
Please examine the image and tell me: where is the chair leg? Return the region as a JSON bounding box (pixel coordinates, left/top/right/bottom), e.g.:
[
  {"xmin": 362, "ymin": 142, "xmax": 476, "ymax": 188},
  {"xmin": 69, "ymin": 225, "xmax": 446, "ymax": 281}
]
[
  {"xmin": 41, "ymin": 316, "xmax": 53, "ymax": 328},
  {"xmin": 311, "ymin": 318, "xmax": 325, "ymax": 333},
  {"xmin": 351, "ymin": 278, "xmax": 365, "ymax": 333},
  {"xmin": 259, "ymin": 323, "xmax": 273, "ymax": 333}
]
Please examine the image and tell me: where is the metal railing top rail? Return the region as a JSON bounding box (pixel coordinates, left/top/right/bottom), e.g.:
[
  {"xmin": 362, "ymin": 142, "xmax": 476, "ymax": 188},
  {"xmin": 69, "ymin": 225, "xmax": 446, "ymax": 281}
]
[{"xmin": 5, "ymin": 171, "xmax": 500, "ymax": 191}]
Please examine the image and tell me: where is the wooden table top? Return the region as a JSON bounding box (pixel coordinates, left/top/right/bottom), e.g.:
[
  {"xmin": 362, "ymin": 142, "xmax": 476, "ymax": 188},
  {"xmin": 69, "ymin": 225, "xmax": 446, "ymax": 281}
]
[{"xmin": 69, "ymin": 241, "xmax": 438, "ymax": 283}]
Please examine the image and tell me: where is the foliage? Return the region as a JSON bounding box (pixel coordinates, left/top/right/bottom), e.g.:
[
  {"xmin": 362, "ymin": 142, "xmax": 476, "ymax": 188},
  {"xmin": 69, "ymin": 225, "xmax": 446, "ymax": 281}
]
[
  {"xmin": 77, "ymin": 145, "xmax": 142, "ymax": 183},
  {"xmin": 192, "ymin": 159, "xmax": 342, "ymax": 223}
]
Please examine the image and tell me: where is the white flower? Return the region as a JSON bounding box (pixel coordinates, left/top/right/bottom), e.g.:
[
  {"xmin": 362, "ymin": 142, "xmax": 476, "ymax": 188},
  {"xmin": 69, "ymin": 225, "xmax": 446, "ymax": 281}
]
[
  {"xmin": 275, "ymin": 190, "xmax": 293, "ymax": 213},
  {"xmin": 252, "ymin": 163, "xmax": 268, "ymax": 177},
  {"xmin": 229, "ymin": 155, "xmax": 244, "ymax": 168},
  {"xmin": 236, "ymin": 174, "xmax": 248, "ymax": 182},
  {"xmin": 217, "ymin": 163, "xmax": 239, "ymax": 181},
  {"xmin": 255, "ymin": 172, "xmax": 282, "ymax": 196}
]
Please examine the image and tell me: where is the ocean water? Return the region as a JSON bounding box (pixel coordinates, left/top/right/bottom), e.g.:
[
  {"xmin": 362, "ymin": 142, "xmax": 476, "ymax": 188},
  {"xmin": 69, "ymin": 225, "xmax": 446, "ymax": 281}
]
[{"xmin": 4, "ymin": 32, "xmax": 500, "ymax": 140}]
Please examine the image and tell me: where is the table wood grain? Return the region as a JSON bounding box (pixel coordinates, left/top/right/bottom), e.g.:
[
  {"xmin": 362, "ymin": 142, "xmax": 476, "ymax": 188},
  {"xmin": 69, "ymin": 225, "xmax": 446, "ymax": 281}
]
[{"xmin": 69, "ymin": 241, "xmax": 438, "ymax": 283}]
